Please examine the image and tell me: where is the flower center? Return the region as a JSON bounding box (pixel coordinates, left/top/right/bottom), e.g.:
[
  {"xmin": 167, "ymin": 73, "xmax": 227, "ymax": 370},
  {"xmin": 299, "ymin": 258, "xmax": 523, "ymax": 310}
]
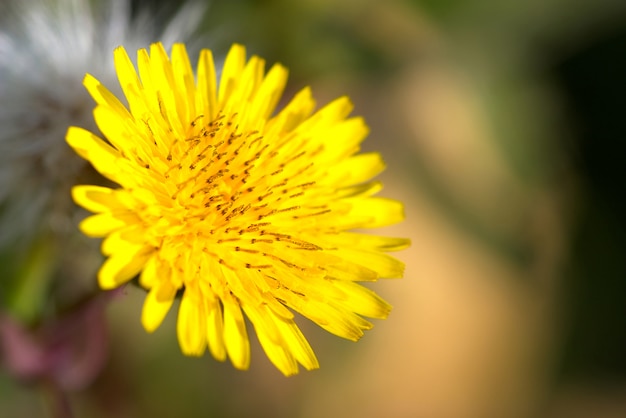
[{"xmin": 145, "ymin": 111, "xmax": 328, "ymax": 281}]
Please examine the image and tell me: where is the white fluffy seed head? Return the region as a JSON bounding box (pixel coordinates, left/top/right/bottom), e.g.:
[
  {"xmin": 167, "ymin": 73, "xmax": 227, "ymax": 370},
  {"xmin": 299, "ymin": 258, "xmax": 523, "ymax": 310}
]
[{"xmin": 0, "ymin": 0, "xmax": 208, "ymax": 251}]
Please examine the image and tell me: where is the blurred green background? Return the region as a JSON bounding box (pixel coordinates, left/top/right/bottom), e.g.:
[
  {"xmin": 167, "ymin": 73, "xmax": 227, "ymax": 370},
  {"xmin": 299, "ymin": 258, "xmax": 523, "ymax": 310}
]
[{"xmin": 2, "ymin": 0, "xmax": 626, "ymax": 416}]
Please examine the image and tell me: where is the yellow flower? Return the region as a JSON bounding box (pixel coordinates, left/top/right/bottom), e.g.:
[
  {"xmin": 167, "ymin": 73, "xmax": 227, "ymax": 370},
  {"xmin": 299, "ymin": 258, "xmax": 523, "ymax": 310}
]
[{"xmin": 66, "ymin": 42, "xmax": 408, "ymax": 375}]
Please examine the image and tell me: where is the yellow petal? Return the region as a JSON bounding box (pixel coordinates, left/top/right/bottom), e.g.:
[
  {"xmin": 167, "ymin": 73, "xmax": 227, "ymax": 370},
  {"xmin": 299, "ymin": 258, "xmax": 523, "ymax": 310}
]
[
  {"xmin": 204, "ymin": 293, "xmax": 227, "ymax": 362},
  {"xmin": 273, "ymin": 317, "xmax": 318, "ymax": 371},
  {"xmin": 296, "ymin": 96, "xmax": 353, "ymax": 133},
  {"xmin": 267, "ymin": 86, "xmax": 315, "ymax": 134},
  {"xmin": 71, "ymin": 185, "xmax": 120, "ymax": 213},
  {"xmin": 334, "ymin": 181, "xmax": 383, "ymax": 199},
  {"xmin": 249, "ymin": 63, "xmax": 288, "ymax": 123},
  {"xmin": 101, "ymin": 225, "xmax": 147, "ymax": 256},
  {"xmin": 139, "ymin": 254, "xmax": 159, "ymax": 288},
  {"xmin": 324, "ymin": 257, "xmax": 379, "ymax": 282},
  {"xmin": 324, "ymin": 152, "xmax": 386, "ymax": 187},
  {"xmin": 228, "ymin": 54, "xmax": 264, "ymax": 116},
  {"xmin": 332, "ymin": 281, "xmax": 392, "ymax": 319},
  {"xmin": 341, "ymin": 197, "xmax": 406, "ymax": 228},
  {"xmin": 92, "ymin": 105, "xmax": 152, "ymax": 161},
  {"xmin": 323, "ymin": 232, "xmax": 411, "ymax": 252},
  {"xmin": 244, "ymin": 304, "xmax": 298, "ymax": 376},
  {"xmin": 243, "ymin": 304, "xmax": 281, "ymax": 344},
  {"xmin": 83, "ymin": 73, "xmax": 129, "ymax": 118},
  {"xmin": 98, "ymin": 244, "xmax": 153, "ymax": 289},
  {"xmin": 135, "ymin": 47, "xmax": 157, "ymax": 116},
  {"xmin": 265, "ymin": 295, "xmax": 295, "ymax": 320},
  {"xmin": 332, "ymin": 248, "xmax": 405, "ymax": 279},
  {"xmin": 314, "ymin": 117, "xmax": 369, "ymax": 163},
  {"xmin": 66, "ymin": 127, "xmax": 123, "ymax": 184},
  {"xmin": 149, "ymin": 43, "xmax": 185, "ymax": 136},
  {"xmin": 283, "ymin": 295, "xmax": 371, "ymax": 341},
  {"xmin": 196, "ymin": 48, "xmax": 218, "ymax": 121},
  {"xmin": 141, "ymin": 278, "xmax": 176, "ymax": 332},
  {"xmin": 177, "ymin": 289, "xmax": 207, "ymax": 356},
  {"xmin": 222, "ymin": 294, "xmax": 250, "ymax": 370},
  {"xmin": 222, "ymin": 267, "xmax": 263, "ymax": 306},
  {"xmin": 79, "ymin": 212, "xmax": 135, "ymax": 237},
  {"xmin": 171, "ymin": 43, "xmax": 196, "ymax": 124},
  {"xmin": 218, "ymin": 44, "xmax": 246, "ymax": 106},
  {"xmin": 114, "ymin": 45, "xmax": 142, "ymax": 108}
]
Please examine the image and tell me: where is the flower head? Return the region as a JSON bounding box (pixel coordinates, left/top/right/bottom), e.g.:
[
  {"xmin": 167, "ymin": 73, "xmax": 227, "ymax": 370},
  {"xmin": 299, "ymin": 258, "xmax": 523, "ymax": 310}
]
[{"xmin": 67, "ymin": 42, "xmax": 409, "ymax": 375}]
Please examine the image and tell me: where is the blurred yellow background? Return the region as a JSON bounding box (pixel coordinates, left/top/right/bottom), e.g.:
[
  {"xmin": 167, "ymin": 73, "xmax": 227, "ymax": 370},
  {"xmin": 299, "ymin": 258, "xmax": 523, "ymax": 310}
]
[{"xmin": 2, "ymin": 0, "xmax": 626, "ymax": 416}]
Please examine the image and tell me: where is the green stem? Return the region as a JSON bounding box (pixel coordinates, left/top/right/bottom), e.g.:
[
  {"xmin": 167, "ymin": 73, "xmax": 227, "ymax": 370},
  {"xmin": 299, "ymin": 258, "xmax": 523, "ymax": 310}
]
[
  {"xmin": 41, "ymin": 379, "xmax": 74, "ymax": 418},
  {"xmin": 6, "ymin": 236, "xmax": 58, "ymax": 324}
]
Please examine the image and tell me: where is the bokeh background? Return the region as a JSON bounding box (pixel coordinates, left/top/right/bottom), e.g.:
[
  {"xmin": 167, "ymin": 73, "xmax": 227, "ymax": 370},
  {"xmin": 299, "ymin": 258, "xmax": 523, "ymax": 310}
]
[{"xmin": 2, "ymin": 0, "xmax": 626, "ymax": 416}]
